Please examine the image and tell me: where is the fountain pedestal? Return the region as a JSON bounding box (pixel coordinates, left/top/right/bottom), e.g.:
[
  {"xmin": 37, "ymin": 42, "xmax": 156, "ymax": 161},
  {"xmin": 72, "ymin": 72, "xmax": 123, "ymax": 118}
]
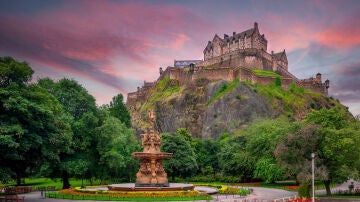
[{"xmin": 132, "ymin": 110, "xmax": 172, "ymax": 187}]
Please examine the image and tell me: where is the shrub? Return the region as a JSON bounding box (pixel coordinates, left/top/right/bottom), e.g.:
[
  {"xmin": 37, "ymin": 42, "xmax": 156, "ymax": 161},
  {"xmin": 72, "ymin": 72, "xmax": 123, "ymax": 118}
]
[
  {"xmin": 298, "ymin": 183, "xmax": 310, "ymax": 198},
  {"xmin": 275, "ymin": 77, "xmax": 282, "ymax": 87}
]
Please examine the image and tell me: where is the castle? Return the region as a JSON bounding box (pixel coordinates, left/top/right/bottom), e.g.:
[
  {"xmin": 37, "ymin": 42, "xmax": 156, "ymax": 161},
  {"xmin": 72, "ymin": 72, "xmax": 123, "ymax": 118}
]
[{"xmin": 127, "ymin": 22, "xmax": 329, "ymax": 107}]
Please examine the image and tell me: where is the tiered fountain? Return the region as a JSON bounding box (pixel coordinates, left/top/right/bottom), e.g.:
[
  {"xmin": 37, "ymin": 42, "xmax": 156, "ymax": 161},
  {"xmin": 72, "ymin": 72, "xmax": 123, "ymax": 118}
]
[
  {"xmin": 108, "ymin": 110, "xmax": 194, "ymax": 191},
  {"xmin": 132, "ymin": 110, "xmax": 172, "ymax": 187}
]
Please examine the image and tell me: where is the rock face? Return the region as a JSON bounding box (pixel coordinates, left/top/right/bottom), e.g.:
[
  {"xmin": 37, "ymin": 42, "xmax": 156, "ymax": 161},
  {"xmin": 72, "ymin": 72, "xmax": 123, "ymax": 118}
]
[
  {"xmin": 128, "ymin": 77, "xmax": 336, "ymax": 139},
  {"xmin": 201, "ymin": 81, "xmax": 272, "ymax": 139},
  {"xmin": 131, "ymin": 79, "xmax": 276, "ymax": 139}
]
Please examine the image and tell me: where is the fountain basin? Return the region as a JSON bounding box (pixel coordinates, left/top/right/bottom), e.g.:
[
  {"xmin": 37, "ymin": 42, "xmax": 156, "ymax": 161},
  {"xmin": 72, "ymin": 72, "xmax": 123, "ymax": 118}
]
[{"xmin": 108, "ymin": 183, "xmax": 194, "ymax": 192}]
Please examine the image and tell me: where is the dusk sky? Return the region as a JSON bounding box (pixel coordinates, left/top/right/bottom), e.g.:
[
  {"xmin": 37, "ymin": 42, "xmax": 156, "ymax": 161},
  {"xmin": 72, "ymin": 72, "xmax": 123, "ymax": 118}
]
[{"xmin": 1, "ymin": 0, "xmax": 360, "ymax": 116}]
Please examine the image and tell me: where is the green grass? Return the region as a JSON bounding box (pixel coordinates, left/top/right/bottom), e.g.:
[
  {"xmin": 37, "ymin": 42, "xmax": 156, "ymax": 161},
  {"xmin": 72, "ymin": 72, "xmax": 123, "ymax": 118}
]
[
  {"xmin": 0, "ymin": 178, "xmax": 101, "ymax": 190},
  {"xmin": 142, "ymin": 76, "xmax": 181, "ymax": 110},
  {"xmin": 209, "ymin": 78, "xmax": 240, "ymax": 104},
  {"xmin": 46, "ymin": 192, "xmax": 212, "ymax": 201},
  {"xmin": 251, "ymin": 69, "xmax": 281, "ymax": 77}
]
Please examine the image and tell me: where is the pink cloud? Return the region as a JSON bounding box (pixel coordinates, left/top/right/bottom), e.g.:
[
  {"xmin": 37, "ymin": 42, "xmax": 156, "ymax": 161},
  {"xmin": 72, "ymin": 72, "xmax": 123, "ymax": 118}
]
[
  {"xmin": 0, "ymin": 0, "xmax": 208, "ymax": 97},
  {"xmin": 315, "ymin": 22, "xmax": 360, "ymax": 49},
  {"xmin": 170, "ymin": 33, "xmax": 191, "ymax": 50}
]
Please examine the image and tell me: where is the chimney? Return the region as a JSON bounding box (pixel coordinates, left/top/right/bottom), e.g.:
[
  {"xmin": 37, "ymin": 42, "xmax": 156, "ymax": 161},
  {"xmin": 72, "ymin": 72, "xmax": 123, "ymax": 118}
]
[
  {"xmin": 271, "ymin": 51, "xmax": 274, "ymax": 55},
  {"xmin": 254, "ymin": 22, "xmax": 258, "ymax": 29},
  {"xmin": 233, "ymin": 32, "xmax": 236, "ymax": 37}
]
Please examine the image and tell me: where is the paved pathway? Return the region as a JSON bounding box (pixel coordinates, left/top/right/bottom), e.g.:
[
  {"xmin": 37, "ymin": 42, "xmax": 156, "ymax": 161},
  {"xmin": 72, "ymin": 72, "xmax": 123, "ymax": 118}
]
[{"xmin": 316, "ymin": 179, "xmax": 360, "ymax": 195}]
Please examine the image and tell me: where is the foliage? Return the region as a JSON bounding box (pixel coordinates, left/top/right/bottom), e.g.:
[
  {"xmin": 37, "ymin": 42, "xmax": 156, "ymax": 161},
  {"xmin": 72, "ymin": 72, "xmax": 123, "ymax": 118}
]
[
  {"xmin": 275, "ymin": 76, "xmax": 282, "ymax": 87},
  {"xmin": 210, "ymin": 78, "xmax": 239, "ymax": 103},
  {"xmin": 306, "ymin": 107, "xmax": 349, "ymax": 130},
  {"xmin": 0, "ymin": 56, "xmax": 34, "ymax": 87},
  {"xmin": 251, "ymin": 69, "xmax": 281, "ymax": 77},
  {"xmin": 275, "ymin": 124, "xmax": 326, "ymax": 182},
  {"xmin": 298, "ymin": 183, "xmax": 311, "ymax": 198},
  {"xmin": 218, "ymin": 134, "xmax": 255, "ymax": 182},
  {"xmin": 253, "ymin": 158, "xmax": 283, "ymax": 183},
  {"xmin": 94, "ymin": 113, "xmax": 139, "ymax": 183},
  {"xmin": 191, "ymin": 138, "xmax": 220, "ymax": 176},
  {"xmin": 218, "ymin": 186, "xmax": 250, "ymax": 195},
  {"xmin": 0, "ymin": 57, "xmax": 72, "ymax": 184},
  {"xmin": 162, "ymin": 133, "xmax": 198, "ymax": 180},
  {"xmin": 250, "ymin": 81, "xmax": 337, "ymax": 119},
  {"xmin": 108, "ymin": 94, "xmax": 131, "ymax": 128},
  {"xmin": 177, "ymin": 128, "xmax": 192, "ymax": 142},
  {"xmin": 38, "ymin": 78, "xmax": 97, "ymax": 120}
]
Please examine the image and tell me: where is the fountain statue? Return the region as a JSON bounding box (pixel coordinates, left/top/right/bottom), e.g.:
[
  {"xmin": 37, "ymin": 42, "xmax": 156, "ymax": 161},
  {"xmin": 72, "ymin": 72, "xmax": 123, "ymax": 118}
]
[
  {"xmin": 132, "ymin": 110, "xmax": 172, "ymax": 187},
  {"xmin": 108, "ymin": 110, "xmax": 193, "ymax": 191}
]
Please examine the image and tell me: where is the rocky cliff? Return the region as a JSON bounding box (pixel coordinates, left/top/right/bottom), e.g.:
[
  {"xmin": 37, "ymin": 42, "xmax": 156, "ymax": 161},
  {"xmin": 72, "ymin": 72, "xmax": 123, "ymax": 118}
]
[{"xmin": 128, "ymin": 77, "xmax": 338, "ymax": 139}]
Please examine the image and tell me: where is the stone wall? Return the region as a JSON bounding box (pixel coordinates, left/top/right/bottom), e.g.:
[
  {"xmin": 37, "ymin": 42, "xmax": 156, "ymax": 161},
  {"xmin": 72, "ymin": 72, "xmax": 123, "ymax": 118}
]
[
  {"xmin": 198, "ymin": 48, "xmax": 286, "ymax": 73},
  {"xmin": 192, "ymin": 67, "xmax": 235, "ymax": 82}
]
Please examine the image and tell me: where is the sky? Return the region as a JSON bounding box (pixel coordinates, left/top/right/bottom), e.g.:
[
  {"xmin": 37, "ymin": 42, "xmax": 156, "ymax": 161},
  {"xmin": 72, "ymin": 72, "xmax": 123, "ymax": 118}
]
[{"xmin": 0, "ymin": 0, "xmax": 359, "ymax": 116}]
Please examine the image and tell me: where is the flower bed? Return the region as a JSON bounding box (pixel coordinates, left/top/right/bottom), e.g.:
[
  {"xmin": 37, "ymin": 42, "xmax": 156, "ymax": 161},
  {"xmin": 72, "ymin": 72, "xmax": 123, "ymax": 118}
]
[
  {"xmin": 45, "ymin": 187, "xmax": 212, "ymax": 201},
  {"xmin": 194, "ymin": 183, "xmax": 251, "ymax": 195},
  {"xmin": 284, "ymin": 185, "xmax": 299, "ymax": 190}
]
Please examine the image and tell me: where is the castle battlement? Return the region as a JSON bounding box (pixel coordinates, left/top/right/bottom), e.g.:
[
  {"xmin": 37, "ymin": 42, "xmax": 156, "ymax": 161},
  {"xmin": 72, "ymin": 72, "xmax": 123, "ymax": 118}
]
[{"xmin": 126, "ymin": 22, "xmax": 330, "ymax": 108}]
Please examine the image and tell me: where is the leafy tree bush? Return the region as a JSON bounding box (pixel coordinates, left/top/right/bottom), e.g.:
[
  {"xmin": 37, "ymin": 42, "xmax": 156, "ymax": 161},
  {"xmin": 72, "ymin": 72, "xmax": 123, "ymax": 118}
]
[
  {"xmin": 0, "ymin": 57, "xmax": 72, "ymax": 185},
  {"xmin": 275, "ymin": 76, "xmax": 282, "ymax": 87},
  {"xmin": 162, "ymin": 133, "xmax": 198, "ymax": 181},
  {"xmin": 298, "ymin": 183, "xmax": 311, "ymax": 198}
]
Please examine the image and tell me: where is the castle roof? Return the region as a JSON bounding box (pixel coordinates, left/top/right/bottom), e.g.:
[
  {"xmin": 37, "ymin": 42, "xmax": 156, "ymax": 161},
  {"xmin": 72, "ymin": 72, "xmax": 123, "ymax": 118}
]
[
  {"xmin": 225, "ymin": 28, "xmax": 255, "ymax": 43},
  {"xmin": 273, "ymin": 50, "xmax": 287, "ymax": 62},
  {"xmin": 174, "ymin": 60, "xmax": 202, "ymax": 68},
  {"xmin": 204, "ymin": 22, "xmax": 267, "ymax": 53}
]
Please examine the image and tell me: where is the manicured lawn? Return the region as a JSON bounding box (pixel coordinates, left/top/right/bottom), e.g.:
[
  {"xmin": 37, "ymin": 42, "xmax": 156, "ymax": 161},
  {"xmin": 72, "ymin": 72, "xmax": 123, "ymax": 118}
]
[{"xmin": 0, "ymin": 178, "xmax": 102, "ymax": 190}]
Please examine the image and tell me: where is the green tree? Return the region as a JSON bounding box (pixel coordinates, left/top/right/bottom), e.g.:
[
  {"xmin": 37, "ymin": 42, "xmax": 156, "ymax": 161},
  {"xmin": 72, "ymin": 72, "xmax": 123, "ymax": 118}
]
[
  {"xmin": 245, "ymin": 118, "xmax": 293, "ymax": 182},
  {"xmin": 162, "ymin": 133, "xmax": 198, "ymax": 181},
  {"xmin": 108, "ymin": 94, "xmax": 131, "ymax": 127},
  {"xmin": 253, "ymin": 157, "xmax": 283, "ymax": 183},
  {"xmin": 0, "ymin": 56, "xmax": 33, "ymax": 87},
  {"xmin": 276, "ymin": 108, "xmax": 360, "ymax": 196},
  {"xmin": 218, "ymin": 134, "xmax": 255, "ymax": 181},
  {"xmin": 192, "ymin": 138, "xmax": 220, "ymax": 176},
  {"xmin": 275, "ymin": 124, "xmax": 327, "ymax": 196},
  {"xmin": 38, "ymin": 78, "xmax": 98, "ymax": 188},
  {"xmin": 0, "ymin": 57, "xmax": 72, "ymax": 184},
  {"xmin": 94, "ymin": 113, "xmax": 139, "ymax": 183}
]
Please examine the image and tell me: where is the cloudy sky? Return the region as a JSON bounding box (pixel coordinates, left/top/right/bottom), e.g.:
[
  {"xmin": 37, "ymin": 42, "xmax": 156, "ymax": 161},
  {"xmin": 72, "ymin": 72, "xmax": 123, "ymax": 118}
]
[{"xmin": 1, "ymin": 0, "xmax": 359, "ymax": 116}]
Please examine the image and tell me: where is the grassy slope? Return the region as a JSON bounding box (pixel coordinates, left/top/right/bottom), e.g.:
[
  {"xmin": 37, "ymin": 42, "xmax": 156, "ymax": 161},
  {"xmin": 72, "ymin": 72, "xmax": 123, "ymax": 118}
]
[{"xmin": 252, "ymin": 69, "xmax": 281, "ymax": 77}]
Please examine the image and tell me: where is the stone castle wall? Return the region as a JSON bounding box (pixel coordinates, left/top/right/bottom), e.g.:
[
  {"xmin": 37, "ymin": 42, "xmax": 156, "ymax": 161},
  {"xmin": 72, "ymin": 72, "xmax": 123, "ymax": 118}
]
[{"xmin": 198, "ymin": 48, "xmax": 283, "ymax": 73}]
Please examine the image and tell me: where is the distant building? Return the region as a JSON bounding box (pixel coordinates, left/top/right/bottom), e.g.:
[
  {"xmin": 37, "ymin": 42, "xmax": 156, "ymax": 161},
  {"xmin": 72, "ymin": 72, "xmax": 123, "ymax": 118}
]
[{"xmin": 174, "ymin": 60, "xmax": 202, "ymax": 68}]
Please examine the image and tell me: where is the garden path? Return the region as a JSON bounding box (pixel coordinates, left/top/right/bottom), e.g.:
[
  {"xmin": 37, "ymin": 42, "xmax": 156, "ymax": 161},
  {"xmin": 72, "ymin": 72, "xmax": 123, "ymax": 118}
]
[{"xmin": 316, "ymin": 179, "xmax": 360, "ymax": 195}]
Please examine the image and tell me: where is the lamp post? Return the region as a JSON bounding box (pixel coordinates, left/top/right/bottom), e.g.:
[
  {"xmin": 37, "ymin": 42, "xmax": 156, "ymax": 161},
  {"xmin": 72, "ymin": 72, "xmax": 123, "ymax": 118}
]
[{"xmin": 311, "ymin": 153, "xmax": 315, "ymax": 202}]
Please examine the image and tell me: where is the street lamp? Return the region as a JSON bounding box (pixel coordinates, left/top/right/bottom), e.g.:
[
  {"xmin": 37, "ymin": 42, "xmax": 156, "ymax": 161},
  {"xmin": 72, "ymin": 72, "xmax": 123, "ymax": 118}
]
[{"xmin": 311, "ymin": 153, "xmax": 315, "ymax": 202}]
